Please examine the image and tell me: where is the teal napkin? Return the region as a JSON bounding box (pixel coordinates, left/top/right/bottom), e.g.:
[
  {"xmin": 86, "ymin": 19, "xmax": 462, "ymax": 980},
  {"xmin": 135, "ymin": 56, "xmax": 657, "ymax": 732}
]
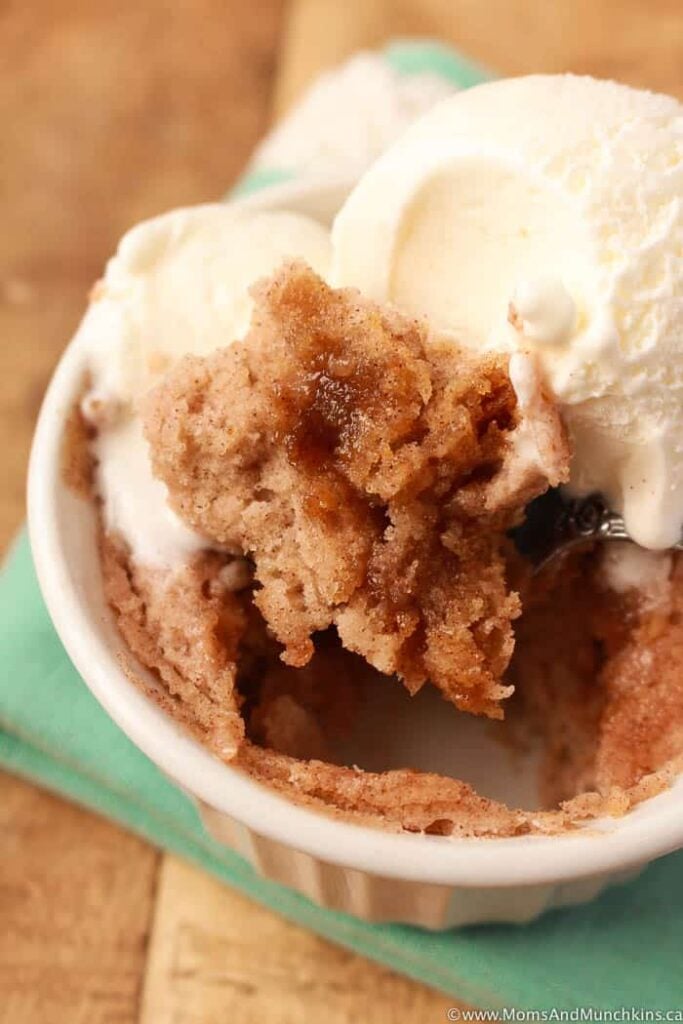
[{"xmin": 3, "ymin": 43, "xmax": 683, "ymax": 1010}]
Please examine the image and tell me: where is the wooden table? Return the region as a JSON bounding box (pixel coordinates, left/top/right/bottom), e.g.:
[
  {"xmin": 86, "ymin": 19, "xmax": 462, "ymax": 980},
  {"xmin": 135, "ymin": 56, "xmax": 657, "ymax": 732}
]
[{"xmin": 2, "ymin": 3, "xmax": 682, "ymax": 1020}]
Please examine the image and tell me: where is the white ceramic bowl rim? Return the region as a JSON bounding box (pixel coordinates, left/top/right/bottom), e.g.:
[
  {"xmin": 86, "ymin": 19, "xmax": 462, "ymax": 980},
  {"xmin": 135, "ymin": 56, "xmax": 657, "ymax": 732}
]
[{"xmin": 28, "ymin": 176, "xmax": 683, "ymax": 889}]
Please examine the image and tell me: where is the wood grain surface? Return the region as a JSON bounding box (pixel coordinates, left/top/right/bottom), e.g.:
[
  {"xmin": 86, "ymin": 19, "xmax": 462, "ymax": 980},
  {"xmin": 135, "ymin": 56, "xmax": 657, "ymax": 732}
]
[
  {"xmin": 139, "ymin": 858, "xmax": 453, "ymax": 1024},
  {"xmin": 2, "ymin": 2, "xmax": 682, "ymax": 1021}
]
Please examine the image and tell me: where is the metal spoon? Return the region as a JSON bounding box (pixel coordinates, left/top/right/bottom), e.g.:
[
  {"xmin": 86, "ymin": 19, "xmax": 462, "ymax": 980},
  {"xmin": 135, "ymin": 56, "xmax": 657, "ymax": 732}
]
[{"xmin": 511, "ymin": 491, "xmax": 683, "ymax": 572}]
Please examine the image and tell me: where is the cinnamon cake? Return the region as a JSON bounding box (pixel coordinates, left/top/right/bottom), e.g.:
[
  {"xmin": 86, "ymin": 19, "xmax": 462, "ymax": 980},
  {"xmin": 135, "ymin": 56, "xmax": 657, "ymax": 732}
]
[{"xmin": 82, "ymin": 263, "xmax": 683, "ymax": 837}]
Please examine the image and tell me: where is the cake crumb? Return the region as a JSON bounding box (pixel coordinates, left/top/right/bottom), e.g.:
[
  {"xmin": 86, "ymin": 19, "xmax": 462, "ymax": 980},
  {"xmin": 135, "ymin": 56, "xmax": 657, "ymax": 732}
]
[{"xmin": 61, "ymin": 399, "xmax": 94, "ymax": 496}]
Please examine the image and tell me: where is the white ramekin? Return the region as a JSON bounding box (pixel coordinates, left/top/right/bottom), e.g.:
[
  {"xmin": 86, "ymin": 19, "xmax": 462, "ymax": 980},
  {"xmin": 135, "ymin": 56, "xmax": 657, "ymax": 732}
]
[{"xmin": 27, "ymin": 178, "xmax": 683, "ymax": 929}]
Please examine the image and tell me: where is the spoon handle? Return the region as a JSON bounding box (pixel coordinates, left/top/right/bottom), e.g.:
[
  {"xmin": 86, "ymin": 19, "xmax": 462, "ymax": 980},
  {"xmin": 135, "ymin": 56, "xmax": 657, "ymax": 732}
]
[{"xmin": 510, "ymin": 491, "xmax": 680, "ymax": 571}]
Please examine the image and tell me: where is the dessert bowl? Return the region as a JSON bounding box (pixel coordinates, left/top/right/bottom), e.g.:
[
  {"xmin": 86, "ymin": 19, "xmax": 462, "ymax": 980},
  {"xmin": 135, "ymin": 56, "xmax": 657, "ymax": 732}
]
[{"xmin": 28, "ymin": 176, "xmax": 683, "ymax": 928}]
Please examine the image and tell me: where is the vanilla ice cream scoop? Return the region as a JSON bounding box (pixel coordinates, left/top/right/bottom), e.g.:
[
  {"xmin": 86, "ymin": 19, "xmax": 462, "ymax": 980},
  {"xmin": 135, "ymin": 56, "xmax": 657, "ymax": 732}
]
[
  {"xmin": 333, "ymin": 75, "xmax": 683, "ymax": 549},
  {"xmin": 80, "ymin": 204, "xmax": 331, "ymax": 412},
  {"xmin": 79, "ymin": 204, "xmax": 331, "ymax": 566}
]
